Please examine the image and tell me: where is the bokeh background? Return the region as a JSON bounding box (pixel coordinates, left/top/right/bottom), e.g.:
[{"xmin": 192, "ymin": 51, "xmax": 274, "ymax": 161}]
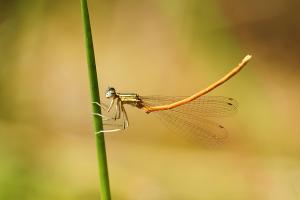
[{"xmin": 1, "ymin": 0, "xmax": 300, "ymax": 199}]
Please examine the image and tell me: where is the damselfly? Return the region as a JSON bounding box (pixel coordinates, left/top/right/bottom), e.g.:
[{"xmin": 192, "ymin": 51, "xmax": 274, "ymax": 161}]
[{"xmin": 93, "ymin": 55, "xmax": 252, "ymax": 142}]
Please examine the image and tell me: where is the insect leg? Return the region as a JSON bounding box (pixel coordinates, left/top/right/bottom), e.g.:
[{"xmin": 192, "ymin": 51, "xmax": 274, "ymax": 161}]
[
  {"xmin": 107, "ymin": 98, "xmax": 115, "ymax": 112},
  {"xmin": 92, "ymin": 101, "xmax": 108, "ymax": 111},
  {"xmin": 96, "ymin": 128, "xmax": 122, "ymax": 134},
  {"xmin": 121, "ymin": 104, "xmax": 129, "ymax": 129},
  {"xmin": 93, "ymin": 113, "xmax": 115, "ymax": 121},
  {"xmin": 91, "ymin": 99, "xmax": 127, "ymax": 134},
  {"xmin": 114, "ymin": 98, "xmax": 122, "ymax": 120},
  {"xmin": 91, "ymin": 102, "xmax": 115, "ymax": 120}
]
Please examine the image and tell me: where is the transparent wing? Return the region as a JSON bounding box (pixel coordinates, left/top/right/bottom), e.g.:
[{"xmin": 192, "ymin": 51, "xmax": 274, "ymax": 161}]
[
  {"xmin": 140, "ymin": 96, "xmax": 238, "ymax": 142},
  {"xmin": 154, "ymin": 109, "xmax": 228, "ymax": 142},
  {"xmin": 141, "ymin": 96, "xmax": 238, "ymax": 117}
]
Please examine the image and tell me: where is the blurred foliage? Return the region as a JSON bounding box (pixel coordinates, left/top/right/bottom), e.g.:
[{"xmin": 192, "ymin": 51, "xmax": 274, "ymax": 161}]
[{"xmin": 0, "ymin": 0, "xmax": 300, "ymax": 199}]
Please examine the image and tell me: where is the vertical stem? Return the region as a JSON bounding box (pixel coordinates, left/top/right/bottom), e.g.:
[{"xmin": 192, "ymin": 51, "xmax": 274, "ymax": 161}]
[{"xmin": 80, "ymin": 0, "xmax": 111, "ymax": 199}]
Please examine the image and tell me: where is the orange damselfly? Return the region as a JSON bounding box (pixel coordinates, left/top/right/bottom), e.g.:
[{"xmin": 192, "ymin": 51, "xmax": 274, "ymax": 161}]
[{"xmin": 93, "ymin": 55, "xmax": 252, "ymax": 142}]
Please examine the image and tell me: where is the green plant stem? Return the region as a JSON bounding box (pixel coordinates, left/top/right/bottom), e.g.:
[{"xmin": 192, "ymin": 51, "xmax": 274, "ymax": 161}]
[{"xmin": 80, "ymin": 0, "xmax": 111, "ymax": 199}]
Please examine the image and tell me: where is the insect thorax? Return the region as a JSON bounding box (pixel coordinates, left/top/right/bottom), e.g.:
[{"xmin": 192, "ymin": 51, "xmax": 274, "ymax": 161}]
[{"xmin": 118, "ymin": 93, "xmax": 143, "ymax": 108}]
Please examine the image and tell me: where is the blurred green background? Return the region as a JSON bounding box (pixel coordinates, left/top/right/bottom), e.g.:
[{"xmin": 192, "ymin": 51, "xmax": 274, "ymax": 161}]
[{"xmin": 1, "ymin": 0, "xmax": 300, "ymax": 199}]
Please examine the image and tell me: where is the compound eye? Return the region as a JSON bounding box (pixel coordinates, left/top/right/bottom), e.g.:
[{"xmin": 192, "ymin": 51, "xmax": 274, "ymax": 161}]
[
  {"xmin": 105, "ymin": 87, "xmax": 116, "ymax": 98},
  {"xmin": 106, "ymin": 90, "xmax": 114, "ymax": 98}
]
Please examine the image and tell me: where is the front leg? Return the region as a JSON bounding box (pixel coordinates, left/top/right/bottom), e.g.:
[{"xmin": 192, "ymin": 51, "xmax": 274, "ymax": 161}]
[
  {"xmin": 92, "ymin": 101, "xmax": 116, "ymax": 121},
  {"xmin": 92, "ymin": 101, "xmax": 108, "ymax": 111},
  {"xmin": 107, "ymin": 98, "xmax": 115, "ymax": 112}
]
